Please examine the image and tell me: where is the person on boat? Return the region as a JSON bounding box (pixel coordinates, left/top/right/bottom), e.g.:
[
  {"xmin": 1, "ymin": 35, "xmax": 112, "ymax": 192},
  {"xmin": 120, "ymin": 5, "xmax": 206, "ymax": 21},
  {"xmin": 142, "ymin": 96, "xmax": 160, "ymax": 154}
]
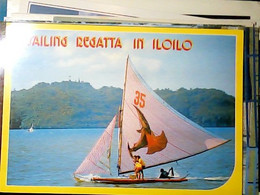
[
  {"xmin": 159, "ymin": 167, "xmax": 174, "ymax": 178},
  {"xmin": 136, "ymin": 155, "xmax": 145, "ymax": 179},
  {"xmin": 133, "ymin": 155, "xmax": 143, "ymax": 179}
]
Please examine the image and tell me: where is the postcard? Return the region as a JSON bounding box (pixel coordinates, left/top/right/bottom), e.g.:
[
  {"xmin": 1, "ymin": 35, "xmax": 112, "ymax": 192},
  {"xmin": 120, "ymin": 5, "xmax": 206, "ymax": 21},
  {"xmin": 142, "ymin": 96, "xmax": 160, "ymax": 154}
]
[{"xmin": 0, "ymin": 23, "xmax": 243, "ymax": 194}]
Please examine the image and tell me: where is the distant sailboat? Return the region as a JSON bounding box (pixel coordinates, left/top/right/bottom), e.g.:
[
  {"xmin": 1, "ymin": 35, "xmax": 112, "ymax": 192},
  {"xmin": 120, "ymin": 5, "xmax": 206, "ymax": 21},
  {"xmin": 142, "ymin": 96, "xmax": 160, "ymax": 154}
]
[
  {"xmin": 28, "ymin": 124, "xmax": 34, "ymax": 132},
  {"xmin": 74, "ymin": 56, "xmax": 229, "ymax": 184}
]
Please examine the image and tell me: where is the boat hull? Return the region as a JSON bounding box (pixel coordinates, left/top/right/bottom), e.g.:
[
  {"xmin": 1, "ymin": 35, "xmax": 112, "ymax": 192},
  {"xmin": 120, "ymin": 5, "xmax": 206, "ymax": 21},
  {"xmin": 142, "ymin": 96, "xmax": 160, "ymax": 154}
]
[{"xmin": 92, "ymin": 177, "xmax": 188, "ymax": 184}]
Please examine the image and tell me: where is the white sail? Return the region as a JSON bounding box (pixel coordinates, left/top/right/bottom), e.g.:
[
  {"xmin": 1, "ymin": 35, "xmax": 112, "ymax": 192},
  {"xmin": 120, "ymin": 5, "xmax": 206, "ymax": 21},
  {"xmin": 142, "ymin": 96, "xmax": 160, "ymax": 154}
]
[
  {"xmin": 118, "ymin": 57, "xmax": 229, "ymax": 174},
  {"xmin": 28, "ymin": 124, "xmax": 33, "ymax": 132},
  {"xmin": 74, "ymin": 115, "xmax": 117, "ymax": 176}
]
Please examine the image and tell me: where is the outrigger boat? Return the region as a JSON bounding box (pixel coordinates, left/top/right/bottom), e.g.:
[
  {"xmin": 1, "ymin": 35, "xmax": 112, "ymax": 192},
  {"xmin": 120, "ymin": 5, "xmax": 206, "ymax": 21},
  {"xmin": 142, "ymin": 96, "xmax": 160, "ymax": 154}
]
[{"xmin": 73, "ymin": 56, "xmax": 229, "ymax": 184}]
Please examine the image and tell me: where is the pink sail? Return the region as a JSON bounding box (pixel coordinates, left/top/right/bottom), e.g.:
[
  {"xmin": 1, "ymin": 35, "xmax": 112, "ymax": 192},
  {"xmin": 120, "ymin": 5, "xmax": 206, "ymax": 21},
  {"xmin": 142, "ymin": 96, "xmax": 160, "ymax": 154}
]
[
  {"xmin": 118, "ymin": 57, "xmax": 229, "ymax": 174},
  {"xmin": 74, "ymin": 115, "xmax": 117, "ymax": 176}
]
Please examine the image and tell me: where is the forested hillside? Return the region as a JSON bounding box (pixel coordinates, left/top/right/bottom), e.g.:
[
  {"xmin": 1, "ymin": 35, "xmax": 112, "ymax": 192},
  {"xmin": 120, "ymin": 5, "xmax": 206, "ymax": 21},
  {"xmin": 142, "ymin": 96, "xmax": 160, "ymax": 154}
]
[
  {"xmin": 10, "ymin": 81, "xmax": 235, "ymax": 129},
  {"xmin": 155, "ymin": 88, "xmax": 235, "ymax": 127}
]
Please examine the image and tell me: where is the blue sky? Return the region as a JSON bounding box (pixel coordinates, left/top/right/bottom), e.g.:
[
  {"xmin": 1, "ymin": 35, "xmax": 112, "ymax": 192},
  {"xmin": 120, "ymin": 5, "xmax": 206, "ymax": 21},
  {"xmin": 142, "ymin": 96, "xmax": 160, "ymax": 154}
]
[{"xmin": 10, "ymin": 26, "xmax": 236, "ymax": 96}]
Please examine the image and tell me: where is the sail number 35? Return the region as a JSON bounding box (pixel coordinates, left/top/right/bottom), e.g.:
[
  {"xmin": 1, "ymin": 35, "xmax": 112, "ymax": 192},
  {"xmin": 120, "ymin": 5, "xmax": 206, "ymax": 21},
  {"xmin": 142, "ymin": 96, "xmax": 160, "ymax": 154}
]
[{"xmin": 134, "ymin": 91, "xmax": 146, "ymax": 108}]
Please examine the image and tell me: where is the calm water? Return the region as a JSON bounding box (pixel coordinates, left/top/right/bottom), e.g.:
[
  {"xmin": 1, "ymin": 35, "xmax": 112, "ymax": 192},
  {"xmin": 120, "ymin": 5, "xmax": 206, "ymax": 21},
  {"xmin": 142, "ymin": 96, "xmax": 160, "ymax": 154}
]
[{"xmin": 7, "ymin": 128, "xmax": 234, "ymax": 190}]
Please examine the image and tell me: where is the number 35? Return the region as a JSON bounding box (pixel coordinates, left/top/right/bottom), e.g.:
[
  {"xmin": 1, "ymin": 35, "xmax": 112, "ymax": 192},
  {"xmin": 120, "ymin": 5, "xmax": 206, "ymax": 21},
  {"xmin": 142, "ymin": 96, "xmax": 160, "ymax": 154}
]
[{"xmin": 134, "ymin": 91, "xmax": 146, "ymax": 108}]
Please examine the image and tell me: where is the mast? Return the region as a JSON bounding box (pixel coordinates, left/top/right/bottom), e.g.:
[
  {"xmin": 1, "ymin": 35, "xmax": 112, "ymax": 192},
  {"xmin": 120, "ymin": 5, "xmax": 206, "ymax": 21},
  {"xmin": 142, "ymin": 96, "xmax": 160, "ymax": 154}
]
[{"xmin": 117, "ymin": 56, "xmax": 129, "ymax": 174}]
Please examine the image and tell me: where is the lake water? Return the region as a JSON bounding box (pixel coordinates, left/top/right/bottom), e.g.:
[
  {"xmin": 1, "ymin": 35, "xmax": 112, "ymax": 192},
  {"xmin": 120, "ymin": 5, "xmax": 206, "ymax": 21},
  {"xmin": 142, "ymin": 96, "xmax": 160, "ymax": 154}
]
[{"xmin": 7, "ymin": 127, "xmax": 234, "ymax": 190}]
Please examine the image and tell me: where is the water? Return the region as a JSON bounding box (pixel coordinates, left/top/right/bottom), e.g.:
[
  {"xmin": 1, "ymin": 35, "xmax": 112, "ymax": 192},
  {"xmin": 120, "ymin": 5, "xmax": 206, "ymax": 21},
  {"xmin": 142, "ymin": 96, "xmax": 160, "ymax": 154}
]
[{"xmin": 7, "ymin": 128, "xmax": 234, "ymax": 190}]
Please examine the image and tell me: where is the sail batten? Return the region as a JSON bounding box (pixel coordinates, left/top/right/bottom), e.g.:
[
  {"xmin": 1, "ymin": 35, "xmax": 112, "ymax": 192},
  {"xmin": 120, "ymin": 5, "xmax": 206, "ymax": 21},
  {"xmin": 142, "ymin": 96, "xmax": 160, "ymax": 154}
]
[{"xmin": 118, "ymin": 57, "xmax": 229, "ymax": 174}]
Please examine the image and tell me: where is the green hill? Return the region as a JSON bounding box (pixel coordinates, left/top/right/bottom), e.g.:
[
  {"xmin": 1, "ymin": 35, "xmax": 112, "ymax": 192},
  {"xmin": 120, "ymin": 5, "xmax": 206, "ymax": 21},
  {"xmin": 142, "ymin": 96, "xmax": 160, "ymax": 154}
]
[
  {"xmin": 155, "ymin": 88, "xmax": 235, "ymax": 127},
  {"xmin": 10, "ymin": 81, "xmax": 235, "ymax": 129}
]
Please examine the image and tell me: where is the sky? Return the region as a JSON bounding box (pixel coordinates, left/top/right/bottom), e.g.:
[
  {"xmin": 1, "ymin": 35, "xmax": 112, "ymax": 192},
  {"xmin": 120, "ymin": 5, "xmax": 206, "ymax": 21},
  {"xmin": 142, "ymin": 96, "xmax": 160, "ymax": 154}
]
[{"xmin": 7, "ymin": 24, "xmax": 237, "ymax": 96}]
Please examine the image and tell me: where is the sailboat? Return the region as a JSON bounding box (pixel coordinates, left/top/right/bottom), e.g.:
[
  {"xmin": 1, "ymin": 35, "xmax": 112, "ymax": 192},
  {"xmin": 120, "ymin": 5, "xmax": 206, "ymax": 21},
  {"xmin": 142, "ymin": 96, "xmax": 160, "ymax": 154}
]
[
  {"xmin": 28, "ymin": 124, "xmax": 34, "ymax": 132},
  {"xmin": 74, "ymin": 56, "xmax": 229, "ymax": 184}
]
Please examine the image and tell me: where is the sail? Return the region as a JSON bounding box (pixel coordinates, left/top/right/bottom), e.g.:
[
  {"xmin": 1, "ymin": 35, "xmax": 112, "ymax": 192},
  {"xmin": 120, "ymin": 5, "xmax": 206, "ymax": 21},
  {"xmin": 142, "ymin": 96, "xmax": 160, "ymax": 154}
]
[
  {"xmin": 118, "ymin": 57, "xmax": 229, "ymax": 174},
  {"xmin": 28, "ymin": 124, "xmax": 33, "ymax": 132},
  {"xmin": 74, "ymin": 115, "xmax": 117, "ymax": 176}
]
